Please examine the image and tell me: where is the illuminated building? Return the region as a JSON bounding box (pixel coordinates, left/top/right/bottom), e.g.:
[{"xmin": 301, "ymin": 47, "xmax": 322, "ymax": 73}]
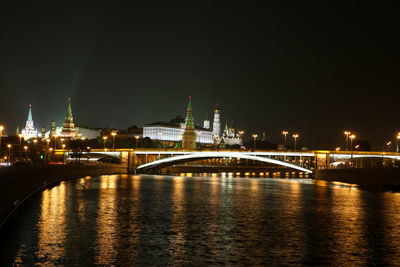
[
  {"xmin": 21, "ymin": 104, "xmax": 38, "ymax": 139},
  {"xmin": 142, "ymin": 99, "xmax": 242, "ymax": 146},
  {"xmin": 47, "ymin": 97, "xmax": 100, "ymax": 140},
  {"xmin": 182, "ymin": 96, "xmax": 196, "ymax": 149},
  {"xmin": 220, "ymin": 121, "xmax": 242, "ymax": 146},
  {"xmin": 212, "ymin": 105, "xmax": 221, "ymax": 137},
  {"xmin": 143, "ymin": 100, "xmax": 214, "ymax": 145},
  {"xmin": 60, "ymin": 97, "xmax": 76, "ymax": 138}
]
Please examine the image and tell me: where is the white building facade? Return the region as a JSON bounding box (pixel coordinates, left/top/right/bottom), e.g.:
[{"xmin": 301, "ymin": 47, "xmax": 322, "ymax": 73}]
[
  {"xmin": 143, "ymin": 125, "xmax": 213, "ymax": 144},
  {"xmin": 21, "ymin": 104, "xmax": 38, "ymax": 140}
]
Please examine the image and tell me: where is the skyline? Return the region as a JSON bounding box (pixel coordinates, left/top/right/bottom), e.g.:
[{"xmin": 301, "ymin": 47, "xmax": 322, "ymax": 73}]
[{"xmin": 1, "ymin": 2, "xmax": 399, "ymax": 149}]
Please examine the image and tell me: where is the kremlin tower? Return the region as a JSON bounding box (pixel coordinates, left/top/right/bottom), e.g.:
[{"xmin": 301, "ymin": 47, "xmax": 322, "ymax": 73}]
[
  {"xmin": 212, "ymin": 104, "xmax": 221, "ymax": 137},
  {"xmin": 21, "ymin": 104, "xmax": 38, "ymax": 139},
  {"xmin": 182, "ymin": 96, "xmax": 197, "ymax": 150},
  {"xmin": 60, "ymin": 97, "xmax": 76, "ymax": 138}
]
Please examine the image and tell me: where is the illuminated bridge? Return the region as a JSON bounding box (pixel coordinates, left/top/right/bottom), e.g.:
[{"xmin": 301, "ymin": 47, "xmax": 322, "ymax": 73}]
[{"xmin": 61, "ymin": 149, "xmax": 400, "ymax": 175}]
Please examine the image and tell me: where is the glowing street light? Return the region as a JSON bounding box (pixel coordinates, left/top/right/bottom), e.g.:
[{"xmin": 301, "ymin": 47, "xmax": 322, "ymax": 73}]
[
  {"xmin": 134, "ymin": 135, "xmax": 140, "ymax": 148},
  {"xmin": 0, "ymin": 125, "xmax": 4, "ymax": 160},
  {"xmin": 102, "ymin": 136, "xmax": 108, "ymax": 149},
  {"xmin": 23, "ymin": 146, "xmax": 28, "ymax": 152},
  {"xmin": 386, "ymin": 141, "xmax": 392, "ymax": 152},
  {"xmin": 62, "ymin": 144, "xmax": 66, "ymax": 149},
  {"xmin": 336, "ymin": 147, "xmax": 341, "ymax": 151},
  {"xmin": 7, "ymin": 144, "xmax": 12, "ymax": 164},
  {"xmin": 292, "ymin": 134, "xmax": 299, "ymax": 150},
  {"xmin": 18, "ymin": 133, "xmax": 24, "ymax": 160},
  {"xmin": 350, "ymin": 134, "xmax": 356, "ymax": 166},
  {"xmin": 282, "ymin": 130, "xmax": 288, "ymax": 147},
  {"xmin": 397, "ymin": 133, "xmax": 400, "ymax": 152},
  {"xmin": 344, "ymin": 131, "xmax": 351, "ymax": 151},
  {"xmin": 252, "ymin": 134, "xmax": 258, "ymax": 150},
  {"xmin": 111, "ymin": 132, "xmax": 117, "ymax": 150}
]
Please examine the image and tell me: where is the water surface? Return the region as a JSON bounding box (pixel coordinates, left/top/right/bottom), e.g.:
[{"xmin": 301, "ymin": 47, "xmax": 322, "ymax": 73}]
[{"xmin": 1, "ymin": 175, "xmax": 400, "ymax": 265}]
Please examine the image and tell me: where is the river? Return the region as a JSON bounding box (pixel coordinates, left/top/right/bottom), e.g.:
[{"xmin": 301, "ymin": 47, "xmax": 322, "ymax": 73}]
[{"xmin": 1, "ymin": 174, "xmax": 400, "ymax": 265}]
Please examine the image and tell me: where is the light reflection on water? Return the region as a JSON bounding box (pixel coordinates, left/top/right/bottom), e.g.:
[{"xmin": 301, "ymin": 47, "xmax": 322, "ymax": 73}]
[{"xmin": 1, "ymin": 175, "xmax": 400, "ymax": 265}]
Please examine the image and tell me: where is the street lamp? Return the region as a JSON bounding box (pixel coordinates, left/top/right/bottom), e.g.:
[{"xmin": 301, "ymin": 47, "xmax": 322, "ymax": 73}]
[
  {"xmin": 62, "ymin": 144, "xmax": 66, "ymax": 149},
  {"xmin": 252, "ymin": 134, "xmax": 258, "ymax": 150},
  {"xmin": 344, "ymin": 131, "xmax": 351, "ymax": 151},
  {"xmin": 386, "ymin": 141, "xmax": 392, "ymax": 152},
  {"xmin": 45, "ymin": 138, "xmax": 50, "ymax": 164},
  {"xmin": 0, "ymin": 125, "xmax": 4, "ymax": 160},
  {"xmin": 292, "ymin": 134, "xmax": 299, "ymax": 150},
  {"xmin": 111, "ymin": 132, "xmax": 117, "ymax": 150},
  {"xmin": 23, "ymin": 146, "xmax": 28, "ymax": 153},
  {"xmin": 282, "ymin": 130, "xmax": 288, "ymax": 147},
  {"xmin": 134, "ymin": 135, "xmax": 140, "ymax": 148},
  {"xmin": 238, "ymin": 130, "xmax": 244, "ymax": 147},
  {"xmin": 102, "ymin": 136, "xmax": 108, "ymax": 149},
  {"xmin": 18, "ymin": 133, "xmax": 23, "ymax": 161},
  {"xmin": 7, "ymin": 144, "xmax": 12, "ymax": 164},
  {"xmin": 336, "ymin": 147, "xmax": 341, "ymax": 151},
  {"xmin": 350, "ymin": 134, "xmax": 356, "ymax": 166},
  {"xmin": 397, "ymin": 134, "xmax": 400, "ymax": 152}
]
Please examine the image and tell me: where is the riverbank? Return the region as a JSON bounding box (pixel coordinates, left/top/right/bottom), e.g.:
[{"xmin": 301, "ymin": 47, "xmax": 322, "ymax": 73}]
[
  {"xmin": 314, "ymin": 168, "xmax": 400, "ymax": 188},
  {"xmin": 0, "ymin": 164, "xmax": 127, "ymax": 228}
]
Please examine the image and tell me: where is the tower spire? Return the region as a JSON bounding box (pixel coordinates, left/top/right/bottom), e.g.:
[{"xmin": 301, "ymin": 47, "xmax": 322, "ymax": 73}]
[
  {"xmin": 184, "ymin": 96, "xmax": 194, "ymax": 127},
  {"xmin": 27, "ymin": 104, "xmax": 33, "ymax": 121},
  {"xmin": 182, "ymin": 96, "xmax": 196, "ymax": 150},
  {"xmin": 67, "ymin": 97, "xmax": 73, "ymax": 119}
]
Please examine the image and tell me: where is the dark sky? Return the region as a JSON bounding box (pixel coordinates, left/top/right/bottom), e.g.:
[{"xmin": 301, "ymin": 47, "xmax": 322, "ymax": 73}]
[{"xmin": 1, "ymin": 2, "xmax": 399, "ymax": 149}]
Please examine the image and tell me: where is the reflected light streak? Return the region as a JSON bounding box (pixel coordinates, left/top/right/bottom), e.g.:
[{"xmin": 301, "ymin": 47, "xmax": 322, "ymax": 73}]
[
  {"xmin": 37, "ymin": 182, "xmax": 67, "ymax": 262},
  {"xmin": 95, "ymin": 175, "xmax": 118, "ymax": 265}
]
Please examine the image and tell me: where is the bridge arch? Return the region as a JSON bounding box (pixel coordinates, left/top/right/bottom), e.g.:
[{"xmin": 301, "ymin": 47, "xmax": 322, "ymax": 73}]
[{"xmin": 136, "ymin": 152, "xmax": 313, "ymax": 173}]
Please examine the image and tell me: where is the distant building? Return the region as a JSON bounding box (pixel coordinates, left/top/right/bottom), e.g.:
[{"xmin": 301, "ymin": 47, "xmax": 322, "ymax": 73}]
[
  {"xmin": 142, "ymin": 99, "xmax": 242, "ymax": 147},
  {"xmin": 182, "ymin": 96, "xmax": 196, "ymax": 150},
  {"xmin": 220, "ymin": 121, "xmax": 242, "ymax": 146},
  {"xmin": 60, "ymin": 97, "xmax": 76, "ymax": 138},
  {"xmin": 45, "ymin": 98, "xmax": 100, "ymax": 140},
  {"xmin": 143, "ymin": 100, "xmax": 215, "ymax": 145},
  {"xmin": 21, "ymin": 104, "xmax": 38, "ymax": 140}
]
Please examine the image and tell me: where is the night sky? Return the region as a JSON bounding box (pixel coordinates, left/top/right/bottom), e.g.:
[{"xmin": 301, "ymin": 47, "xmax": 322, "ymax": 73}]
[{"xmin": 1, "ymin": 2, "xmax": 399, "ymax": 149}]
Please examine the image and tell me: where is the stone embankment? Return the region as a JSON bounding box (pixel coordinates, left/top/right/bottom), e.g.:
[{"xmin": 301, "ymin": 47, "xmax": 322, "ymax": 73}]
[
  {"xmin": 0, "ymin": 164, "xmax": 127, "ymax": 228},
  {"xmin": 315, "ymin": 168, "xmax": 400, "ymax": 188}
]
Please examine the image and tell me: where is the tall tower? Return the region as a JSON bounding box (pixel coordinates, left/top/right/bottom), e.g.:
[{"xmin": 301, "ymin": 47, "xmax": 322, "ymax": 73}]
[
  {"xmin": 50, "ymin": 119, "xmax": 56, "ymax": 137},
  {"xmin": 182, "ymin": 96, "xmax": 196, "ymax": 150},
  {"xmin": 212, "ymin": 104, "xmax": 221, "ymax": 137},
  {"xmin": 60, "ymin": 97, "xmax": 76, "ymax": 138},
  {"xmin": 21, "ymin": 104, "xmax": 38, "ymax": 139}
]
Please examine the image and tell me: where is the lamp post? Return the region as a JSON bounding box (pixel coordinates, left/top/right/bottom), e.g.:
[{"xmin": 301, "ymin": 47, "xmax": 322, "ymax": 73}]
[
  {"xmin": 18, "ymin": 133, "xmax": 23, "ymax": 161},
  {"xmin": 111, "ymin": 132, "xmax": 117, "ymax": 150},
  {"xmin": 350, "ymin": 134, "xmax": 356, "ymax": 167},
  {"xmin": 252, "ymin": 134, "xmax": 258, "ymax": 150},
  {"xmin": 135, "ymin": 135, "xmax": 140, "ymax": 148},
  {"xmin": 396, "ymin": 133, "xmax": 400, "ymax": 152},
  {"xmin": 344, "ymin": 131, "xmax": 351, "ymax": 151},
  {"xmin": 282, "ymin": 130, "xmax": 288, "ymax": 148},
  {"xmin": 292, "ymin": 134, "xmax": 299, "ymax": 150},
  {"xmin": 238, "ymin": 131, "xmax": 244, "ymax": 146},
  {"xmin": 386, "ymin": 141, "xmax": 392, "ymax": 152},
  {"xmin": 80, "ymin": 137, "xmax": 85, "ymax": 151},
  {"xmin": 103, "ymin": 136, "xmax": 108, "ymax": 150},
  {"xmin": 0, "ymin": 125, "xmax": 4, "ymax": 160},
  {"xmin": 45, "ymin": 138, "xmax": 50, "ymax": 164},
  {"xmin": 7, "ymin": 144, "xmax": 12, "ymax": 164}
]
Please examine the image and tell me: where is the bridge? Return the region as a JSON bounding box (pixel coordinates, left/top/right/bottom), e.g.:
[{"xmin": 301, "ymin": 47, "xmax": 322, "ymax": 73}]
[{"xmin": 59, "ymin": 149, "xmax": 400, "ymax": 175}]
